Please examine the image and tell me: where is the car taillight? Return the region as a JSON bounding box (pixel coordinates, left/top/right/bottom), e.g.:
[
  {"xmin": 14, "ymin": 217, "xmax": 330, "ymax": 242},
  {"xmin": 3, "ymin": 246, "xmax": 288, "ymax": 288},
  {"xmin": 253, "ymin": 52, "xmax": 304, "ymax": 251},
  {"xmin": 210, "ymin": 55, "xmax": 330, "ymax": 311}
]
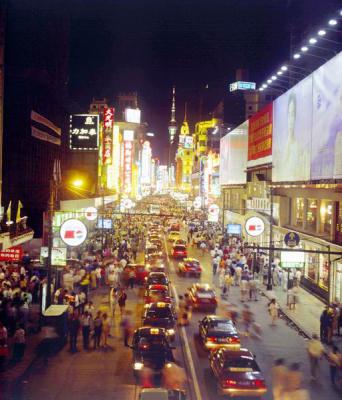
[
  {"xmin": 211, "ymin": 298, "xmax": 217, "ymax": 303},
  {"xmin": 206, "ymin": 337, "xmax": 217, "ymax": 343},
  {"xmin": 228, "ymin": 336, "xmax": 240, "ymax": 344},
  {"xmin": 224, "ymin": 379, "xmax": 238, "ymax": 388},
  {"xmin": 253, "ymin": 379, "xmax": 266, "ymax": 389}
]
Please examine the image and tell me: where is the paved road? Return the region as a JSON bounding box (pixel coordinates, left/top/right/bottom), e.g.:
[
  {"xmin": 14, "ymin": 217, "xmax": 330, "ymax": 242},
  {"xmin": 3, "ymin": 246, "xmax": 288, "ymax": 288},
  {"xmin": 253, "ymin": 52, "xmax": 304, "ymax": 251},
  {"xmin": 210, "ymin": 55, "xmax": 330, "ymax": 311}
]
[{"xmin": 166, "ymin": 231, "xmax": 342, "ymax": 400}]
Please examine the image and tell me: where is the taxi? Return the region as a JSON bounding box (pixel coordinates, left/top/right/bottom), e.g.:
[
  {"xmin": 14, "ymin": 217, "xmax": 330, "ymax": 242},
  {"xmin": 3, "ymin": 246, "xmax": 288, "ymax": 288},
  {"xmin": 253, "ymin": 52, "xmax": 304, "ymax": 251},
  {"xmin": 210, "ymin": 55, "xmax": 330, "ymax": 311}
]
[
  {"xmin": 145, "ymin": 245, "xmax": 164, "ymax": 263},
  {"xmin": 209, "ymin": 348, "xmax": 267, "ymax": 397},
  {"xmin": 131, "ymin": 327, "xmax": 175, "ymax": 378},
  {"xmin": 199, "ymin": 315, "xmax": 240, "ymax": 350},
  {"xmin": 142, "ymin": 302, "xmax": 177, "ymax": 340},
  {"xmin": 189, "ymin": 283, "xmax": 217, "ymax": 312},
  {"xmin": 168, "ymin": 231, "xmax": 181, "ymax": 243},
  {"xmin": 178, "ymin": 258, "xmax": 202, "ymax": 278},
  {"xmin": 146, "ymin": 272, "xmax": 169, "ymax": 288},
  {"xmin": 171, "ymin": 245, "xmax": 187, "ymax": 259},
  {"xmin": 144, "ymin": 284, "xmax": 172, "ymax": 305}
]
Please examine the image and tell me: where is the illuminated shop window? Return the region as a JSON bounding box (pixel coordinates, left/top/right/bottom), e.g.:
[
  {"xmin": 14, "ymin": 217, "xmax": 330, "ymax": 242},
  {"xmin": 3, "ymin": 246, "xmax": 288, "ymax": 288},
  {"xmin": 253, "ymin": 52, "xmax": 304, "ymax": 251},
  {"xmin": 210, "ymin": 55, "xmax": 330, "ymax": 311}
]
[
  {"xmin": 295, "ymin": 198, "xmax": 304, "ymax": 227},
  {"xmin": 306, "ymin": 199, "xmax": 317, "ymax": 232}
]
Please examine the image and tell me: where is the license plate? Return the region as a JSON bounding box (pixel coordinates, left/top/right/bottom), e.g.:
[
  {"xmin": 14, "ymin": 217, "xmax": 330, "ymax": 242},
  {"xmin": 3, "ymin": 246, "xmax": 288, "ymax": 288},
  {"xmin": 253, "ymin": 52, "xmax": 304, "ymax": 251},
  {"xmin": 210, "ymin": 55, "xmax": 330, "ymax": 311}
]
[
  {"xmin": 238, "ymin": 381, "xmax": 251, "ymax": 387},
  {"xmin": 200, "ymin": 299, "xmax": 209, "ymax": 303},
  {"xmin": 217, "ymin": 338, "xmax": 227, "ymax": 343}
]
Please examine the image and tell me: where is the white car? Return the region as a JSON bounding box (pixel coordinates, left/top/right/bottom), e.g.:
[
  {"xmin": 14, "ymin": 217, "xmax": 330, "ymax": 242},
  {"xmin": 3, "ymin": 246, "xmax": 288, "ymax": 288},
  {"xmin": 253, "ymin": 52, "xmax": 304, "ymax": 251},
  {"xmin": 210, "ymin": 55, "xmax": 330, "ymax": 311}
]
[{"xmin": 139, "ymin": 388, "xmax": 186, "ymax": 400}]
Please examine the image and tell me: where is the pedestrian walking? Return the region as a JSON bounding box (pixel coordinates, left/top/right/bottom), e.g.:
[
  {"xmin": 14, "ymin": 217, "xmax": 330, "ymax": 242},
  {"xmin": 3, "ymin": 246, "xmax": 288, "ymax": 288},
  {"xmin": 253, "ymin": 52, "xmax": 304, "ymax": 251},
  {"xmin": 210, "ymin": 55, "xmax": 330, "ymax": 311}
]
[
  {"xmin": 240, "ymin": 278, "xmax": 248, "ymax": 302},
  {"xmin": 93, "ymin": 311, "xmax": 102, "ymax": 349},
  {"xmin": 271, "ymin": 358, "xmax": 288, "ymax": 400},
  {"xmin": 128, "ymin": 268, "xmax": 136, "ymax": 289},
  {"xmin": 118, "ymin": 289, "xmax": 127, "ymax": 315},
  {"xmin": 200, "ymin": 241, "xmax": 207, "ymax": 256},
  {"xmin": 81, "ymin": 311, "xmax": 92, "ymax": 350},
  {"xmin": 306, "ymin": 333, "xmax": 325, "ymax": 380},
  {"xmin": 268, "ymin": 299, "xmax": 279, "ymax": 326},
  {"xmin": 326, "ymin": 345, "xmax": 341, "ymax": 386},
  {"xmin": 12, "ymin": 325, "xmax": 26, "ymax": 361},
  {"xmin": 69, "ymin": 313, "xmax": 80, "ymax": 353},
  {"xmin": 101, "ymin": 313, "xmax": 111, "ymax": 347},
  {"xmin": 120, "ymin": 310, "xmax": 133, "ymax": 347}
]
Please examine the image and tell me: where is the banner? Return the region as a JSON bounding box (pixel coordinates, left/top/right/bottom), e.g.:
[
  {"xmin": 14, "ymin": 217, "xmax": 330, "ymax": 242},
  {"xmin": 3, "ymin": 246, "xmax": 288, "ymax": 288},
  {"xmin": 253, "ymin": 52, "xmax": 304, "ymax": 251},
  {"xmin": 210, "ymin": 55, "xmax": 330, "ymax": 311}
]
[
  {"xmin": 272, "ymin": 76, "xmax": 312, "ymax": 182},
  {"xmin": 32, "ymin": 126, "xmax": 61, "ymax": 146},
  {"xmin": 248, "ymin": 103, "xmax": 272, "ymax": 165},
  {"xmin": 69, "ymin": 114, "xmax": 99, "ymax": 150},
  {"xmin": 310, "ymin": 53, "xmax": 342, "ymax": 180},
  {"xmin": 0, "ymin": 246, "xmax": 23, "ymax": 262},
  {"xmin": 103, "ymin": 108, "xmax": 114, "ymax": 164},
  {"xmin": 31, "ymin": 111, "xmax": 61, "ymax": 135}
]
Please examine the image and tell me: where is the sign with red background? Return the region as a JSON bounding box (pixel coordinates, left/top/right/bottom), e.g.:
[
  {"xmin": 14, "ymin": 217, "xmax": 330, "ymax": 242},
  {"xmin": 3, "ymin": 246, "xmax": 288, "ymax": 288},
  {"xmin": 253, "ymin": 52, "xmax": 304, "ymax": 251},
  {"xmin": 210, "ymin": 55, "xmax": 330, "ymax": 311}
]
[
  {"xmin": 0, "ymin": 246, "xmax": 23, "ymax": 262},
  {"xmin": 103, "ymin": 108, "xmax": 115, "ymax": 165},
  {"xmin": 248, "ymin": 103, "xmax": 273, "ymax": 161}
]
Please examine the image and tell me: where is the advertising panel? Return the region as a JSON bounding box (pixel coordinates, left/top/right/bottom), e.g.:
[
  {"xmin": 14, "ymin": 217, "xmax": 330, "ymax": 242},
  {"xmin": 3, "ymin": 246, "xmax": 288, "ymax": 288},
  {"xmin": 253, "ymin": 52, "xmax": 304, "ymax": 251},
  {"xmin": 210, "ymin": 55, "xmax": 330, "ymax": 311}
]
[
  {"xmin": 60, "ymin": 219, "xmax": 87, "ymax": 247},
  {"xmin": 51, "ymin": 247, "xmax": 67, "ymax": 267},
  {"xmin": 69, "ymin": 114, "xmax": 99, "ymax": 150},
  {"xmin": 281, "ymin": 251, "xmax": 305, "ymax": 269},
  {"xmin": 219, "ymin": 121, "xmax": 248, "ymax": 185},
  {"xmin": 248, "ymin": 103, "xmax": 272, "ymax": 166},
  {"xmin": 103, "ymin": 108, "xmax": 114, "ymax": 164},
  {"xmin": 123, "ymin": 140, "xmax": 133, "ymax": 193},
  {"xmin": 227, "ymin": 224, "xmax": 242, "ymax": 235},
  {"xmin": 311, "ymin": 53, "xmax": 342, "ymax": 180},
  {"xmin": 97, "ymin": 219, "xmax": 113, "ymax": 229},
  {"xmin": 125, "ymin": 108, "xmax": 141, "ymax": 124},
  {"xmin": 0, "ymin": 246, "xmax": 23, "ymax": 262},
  {"xmin": 184, "ymin": 136, "xmax": 193, "ymax": 149},
  {"xmin": 272, "ymin": 76, "xmax": 312, "ymax": 182}
]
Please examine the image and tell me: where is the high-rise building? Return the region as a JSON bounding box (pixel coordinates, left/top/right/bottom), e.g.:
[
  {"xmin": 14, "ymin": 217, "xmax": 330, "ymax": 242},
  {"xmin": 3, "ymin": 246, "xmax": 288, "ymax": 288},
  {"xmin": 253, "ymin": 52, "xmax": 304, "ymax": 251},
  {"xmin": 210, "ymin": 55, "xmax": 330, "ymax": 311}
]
[{"xmin": 168, "ymin": 86, "xmax": 177, "ymax": 147}]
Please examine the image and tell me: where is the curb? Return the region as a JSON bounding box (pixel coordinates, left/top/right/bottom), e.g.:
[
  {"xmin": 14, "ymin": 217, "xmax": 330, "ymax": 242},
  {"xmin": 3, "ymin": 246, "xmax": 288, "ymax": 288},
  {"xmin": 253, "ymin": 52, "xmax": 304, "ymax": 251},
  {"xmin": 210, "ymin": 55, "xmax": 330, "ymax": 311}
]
[{"xmin": 260, "ymin": 288, "xmax": 312, "ymax": 339}]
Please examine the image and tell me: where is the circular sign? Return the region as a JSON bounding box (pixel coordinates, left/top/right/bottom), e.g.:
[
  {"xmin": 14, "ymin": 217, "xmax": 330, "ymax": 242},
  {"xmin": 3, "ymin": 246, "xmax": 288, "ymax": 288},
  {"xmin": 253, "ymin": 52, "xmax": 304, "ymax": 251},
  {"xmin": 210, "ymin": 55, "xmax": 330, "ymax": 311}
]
[
  {"xmin": 85, "ymin": 207, "xmax": 97, "ymax": 221},
  {"xmin": 121, "ymin": 198, "xmax": 133, "ymax": 209},
  {"xmin": 193, "ymin": 198, "xmax": 201, "ymax": 209},
  {"xmin": 208, "ymin": 204, "xmax": 219, "ymax": 215},
  {"xmin": 284, "ymin": 232, "xmax": 300, "ymax": 248},
  {"xmin": 245, "ymin": 216, "xmax": 265, "ymax": 237},
  {"xmin": 60, "ymin": 219, "xmax": 88, "ymax": 247}
]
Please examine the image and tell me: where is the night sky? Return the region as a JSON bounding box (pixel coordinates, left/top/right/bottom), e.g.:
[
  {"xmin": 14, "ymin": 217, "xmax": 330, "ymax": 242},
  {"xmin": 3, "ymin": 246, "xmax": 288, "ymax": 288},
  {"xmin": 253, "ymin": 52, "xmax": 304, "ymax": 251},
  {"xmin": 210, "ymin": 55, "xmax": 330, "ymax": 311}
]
[{"xmin": 68, "ymin": 0, "xmax": 339, "ymax": 161}]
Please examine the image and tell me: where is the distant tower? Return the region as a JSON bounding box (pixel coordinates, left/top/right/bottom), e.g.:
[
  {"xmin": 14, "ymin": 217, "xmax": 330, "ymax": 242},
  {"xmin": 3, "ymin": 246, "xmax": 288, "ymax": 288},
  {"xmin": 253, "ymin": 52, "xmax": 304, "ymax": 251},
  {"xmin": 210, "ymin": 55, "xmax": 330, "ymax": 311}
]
[{"xmin": 168, "ymin": 86, "xmax": 177, "ymax": 145}]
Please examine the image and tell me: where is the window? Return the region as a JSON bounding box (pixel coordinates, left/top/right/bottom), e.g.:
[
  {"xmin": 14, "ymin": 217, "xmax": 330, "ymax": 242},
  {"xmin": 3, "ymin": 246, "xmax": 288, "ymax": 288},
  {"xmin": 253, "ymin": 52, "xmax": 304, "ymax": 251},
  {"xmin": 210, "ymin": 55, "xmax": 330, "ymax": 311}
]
[
  {"xmin": 295, "ymin": 198, "xmax": 304, "ymax": 227},
  {"xmin": 319, "ymin": 255, "xmax": 329, "ymax": 289},
  {"xmin": 320, "ymin": 200, "xmax": 333, "ymax": 235},
  {"xmin": 306, "ymin": 251, "xmax": 319, "ymax": 283},
  {"xmin": 306, "ymin": 199, "xmax": 318, "ymax": 232}
]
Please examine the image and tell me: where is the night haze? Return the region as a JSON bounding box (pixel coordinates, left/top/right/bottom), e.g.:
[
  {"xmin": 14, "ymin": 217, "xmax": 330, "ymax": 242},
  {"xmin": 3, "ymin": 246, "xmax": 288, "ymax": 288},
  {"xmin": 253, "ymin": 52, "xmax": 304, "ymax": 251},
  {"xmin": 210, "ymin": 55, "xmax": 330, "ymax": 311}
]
[{"xmin": 68, "ymin": 0, "xmax": 338, "ymax": 162}]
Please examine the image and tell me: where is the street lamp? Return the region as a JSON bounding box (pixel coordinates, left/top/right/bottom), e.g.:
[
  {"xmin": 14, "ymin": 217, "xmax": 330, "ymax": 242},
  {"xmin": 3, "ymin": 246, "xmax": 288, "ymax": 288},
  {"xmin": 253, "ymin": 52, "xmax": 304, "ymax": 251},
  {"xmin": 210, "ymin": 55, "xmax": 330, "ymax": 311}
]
[
  {"xmin": 328, "ymin": 19, "xmax": 338, "ymax": 26},
  {"xmin": 293, "ymin": 53, "xmax": 301, "ymax": 59}
]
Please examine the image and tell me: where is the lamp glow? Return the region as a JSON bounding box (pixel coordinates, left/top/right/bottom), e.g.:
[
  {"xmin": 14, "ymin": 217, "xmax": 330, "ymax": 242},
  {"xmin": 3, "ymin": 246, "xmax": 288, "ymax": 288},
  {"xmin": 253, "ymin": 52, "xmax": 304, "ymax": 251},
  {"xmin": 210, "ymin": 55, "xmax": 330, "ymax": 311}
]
[
  {"xmin": 72, "ymin": 179, "xmax": 83, "ymax": 188},
  {"xmin": 281, "ymin": 66, "xmax": 288, "ymax": 71},
  {"xmin": 262, "ymin": 84, "xmax": 267, "ymax": 88},
  {"xmin": 309, "ymin": 38, "xmax": 317, "ymax": 44},
  {"xmin": 301, "ymin": 46, "xmax": 308, "ymax": 52},
  {"xmin": 293, "ymin": 53, "xmax": 301, "ymax": 59},
  {"xmin": 318, "ymin": 29, "xmax": 326, "ymax": 36},
  {"xmin": 271, "ymin": 75, "xmax": 277, "ymax": 80},
  {"xmin": 267, "ymin": 79, "xmax": 272, "ymax": 83},
  {"xmin": 328, "ymin": 19, "xmax": 337, "ymax": 26},
  {"xmin": 277, "ymin": 71, "xmax": 283, "ymax": 75}
]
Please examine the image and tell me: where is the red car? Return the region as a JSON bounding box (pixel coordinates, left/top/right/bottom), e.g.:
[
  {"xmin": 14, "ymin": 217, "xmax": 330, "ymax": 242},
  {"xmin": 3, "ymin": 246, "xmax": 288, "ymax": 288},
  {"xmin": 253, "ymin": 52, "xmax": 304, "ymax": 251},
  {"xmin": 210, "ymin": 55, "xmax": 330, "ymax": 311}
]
[
  {"xmin": 171, "ymin": 245, "xmax": 187, "ymax": 259},
  {"xmin": 189, "ymin": 283, "xmax": 217, "ymax": 312},
  {"xmin": 178, "ymin": 258, "xmax": 202, "ymax": 278},
  {"xmin": 209, "ymin": 348, "xmax": 267, "ymax": 397},
  {"xmin": 144, "ymin": 284, "xmax": 171, "ymax": 305}
]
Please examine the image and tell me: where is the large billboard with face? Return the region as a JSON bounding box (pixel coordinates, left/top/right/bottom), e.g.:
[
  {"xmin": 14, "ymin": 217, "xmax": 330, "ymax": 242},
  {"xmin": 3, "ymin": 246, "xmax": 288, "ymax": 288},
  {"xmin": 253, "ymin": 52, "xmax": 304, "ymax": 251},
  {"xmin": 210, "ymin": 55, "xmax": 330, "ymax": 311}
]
[
  {"xmin": 272, "ymin": 76, "xmax": 312, "ymax": 182},
  {"xmin": 311, "ymin": 53, "xmax": 342, "ymax": 180},
  {"xmin": 219, "ymin": 121, "xmax": 248, "ymax": 185}
]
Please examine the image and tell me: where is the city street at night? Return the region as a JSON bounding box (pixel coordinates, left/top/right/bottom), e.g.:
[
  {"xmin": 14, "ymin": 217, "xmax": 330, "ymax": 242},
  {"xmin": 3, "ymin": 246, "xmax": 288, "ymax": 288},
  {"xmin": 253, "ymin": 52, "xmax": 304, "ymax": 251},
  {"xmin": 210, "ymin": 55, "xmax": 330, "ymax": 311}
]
[{"xmin": 0, "ymin": 1, "xmax": 342, "ymax": 400}]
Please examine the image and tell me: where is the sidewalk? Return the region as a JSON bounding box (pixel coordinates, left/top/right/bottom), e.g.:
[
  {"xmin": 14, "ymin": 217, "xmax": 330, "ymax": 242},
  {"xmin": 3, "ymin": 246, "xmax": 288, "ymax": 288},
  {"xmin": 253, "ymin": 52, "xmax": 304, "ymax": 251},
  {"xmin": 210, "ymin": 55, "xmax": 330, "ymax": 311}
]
[{"xmin": 261, "ymin": 283, "xmax": 342, "ymax": 345}]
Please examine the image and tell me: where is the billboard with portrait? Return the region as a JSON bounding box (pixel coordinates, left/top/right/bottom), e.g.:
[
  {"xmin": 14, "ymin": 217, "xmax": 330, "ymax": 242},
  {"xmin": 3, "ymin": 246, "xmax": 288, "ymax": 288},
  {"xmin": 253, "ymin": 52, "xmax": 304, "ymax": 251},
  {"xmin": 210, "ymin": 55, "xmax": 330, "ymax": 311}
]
[
  {"xmin": 272, "ymin": 76, "xmax": 312, "ymax": 182},
  {"xmin": 219, "ymin": 121, "xmax": 248, "ymax": 185},
  {"xmin": 311, "ymin": 53, "xmax": 342, "ymax": 180}
]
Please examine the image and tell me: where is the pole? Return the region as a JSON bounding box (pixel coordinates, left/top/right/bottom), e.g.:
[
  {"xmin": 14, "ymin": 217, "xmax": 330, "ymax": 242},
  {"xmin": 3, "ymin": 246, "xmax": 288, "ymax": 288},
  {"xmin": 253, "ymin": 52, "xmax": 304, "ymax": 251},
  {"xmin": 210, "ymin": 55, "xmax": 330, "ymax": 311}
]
[
  {"xmin": 267, "ymin": 187, "xmax": 273, "ymax": 290},
  {"xmin": 46, "ymin": 179, "xmax": 54, "ymax": 308}
]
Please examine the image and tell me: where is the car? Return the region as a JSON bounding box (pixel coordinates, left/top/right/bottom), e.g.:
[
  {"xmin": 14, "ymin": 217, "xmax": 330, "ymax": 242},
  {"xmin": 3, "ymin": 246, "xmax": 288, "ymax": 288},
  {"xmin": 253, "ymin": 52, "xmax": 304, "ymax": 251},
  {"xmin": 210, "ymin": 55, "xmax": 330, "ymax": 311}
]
[
  {"xmin": 171, "ymin": 245, "xmax": 187, "ymax": 259},
  {"xmin": 209, "ymin": 348, "xmax": 267, "ymax": 397},
  {"xmin": 178, "ymin": 258, "xmax": 202, "ymax": 277},
  {"xmin": 144, "ymin": 284, "xmax": 172, "ymax": 305},
  {"xmin": 142, "ymin": 302, "xmax": 177, "ymax": 340},
  {"xmin": 146, "ymin": 261, "xmax": 166, "ymax": 273},
  {"xmin": 199, "ymin": 315, "xmax": 240, "ymax": 350},
  {"xmin": 146, "ymin": 272, "xmax": 169, "ymax": 287},
  {"xmin": 145, "ymin": 245, "xmax": 164, "ymax": 262},
  {"xmin": 174, "ymin": 239, "xmax": 187, "ymax": 246},
  {"xmin": 139, "ymin": 388, "xmax": 186, "ymax": 400},
  {"xmin": 168, "ymin": 231, "xmax": 181, "ymax": 243},
  {"xmin": 189, "ymin": 283, "xmax": 217, "ymax": 311},
  {"xmin": 148, "ymin": 238, "xmax": 164, "ymax": 251},
  {"xmin": 131, "ymin": 327, "xmax": 175, "ymax": 378},
  {"xmin": 148, "ymin": 232, "xmax": 162, "ymax": 241},
  {"xmin": 170, "ymin": 223, "xmax": 181, "ymax": 232}
]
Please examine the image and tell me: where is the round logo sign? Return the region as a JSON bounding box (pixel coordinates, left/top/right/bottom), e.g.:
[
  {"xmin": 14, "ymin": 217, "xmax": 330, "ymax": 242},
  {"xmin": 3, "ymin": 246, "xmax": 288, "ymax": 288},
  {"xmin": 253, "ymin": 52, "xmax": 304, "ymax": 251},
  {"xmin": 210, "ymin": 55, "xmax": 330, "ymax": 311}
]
[
  {"xmin": 85, "ymin": 207, "xmax": 97, "ymax": 221},
  {"xmin": 245, "ymin": 216, "xmax": 265, "ymax": 237},
  {"xmin": 284, "ymin": 232, "xmax": 300, "ymax": 248},
  {"xmin": 60, "ymin": 219, "xmax": 88, "ymax": 247},
  {"xmin": 208, "ymin": 204, "xmax": 219, "ymax": 215},
  {"xmin": 193, "ymin": 198, "xmax": 201, "ymax": 209}
]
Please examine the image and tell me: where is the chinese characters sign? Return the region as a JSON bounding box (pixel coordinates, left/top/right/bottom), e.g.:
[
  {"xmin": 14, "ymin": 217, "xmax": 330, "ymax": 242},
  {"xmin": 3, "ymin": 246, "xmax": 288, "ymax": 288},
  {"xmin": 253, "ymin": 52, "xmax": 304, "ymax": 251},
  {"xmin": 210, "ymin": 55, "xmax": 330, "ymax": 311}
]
[
  {"xmin": 123, "ymin": 140, "xmax": 133, "ymax": 193},
  {"xmin": 103, "ymin": 108, "xmax": 115, "ymax": 165},
  {"xmin": 0, "ymin": 246, "xmax": 23, "ymax": 262},
  {"xmin": 69, "ymin": 114, "xmax": 99, "ymax": 150},
  {"xmin": 248, "ymin": 103, "xmax": 273, "ymax": 162}
]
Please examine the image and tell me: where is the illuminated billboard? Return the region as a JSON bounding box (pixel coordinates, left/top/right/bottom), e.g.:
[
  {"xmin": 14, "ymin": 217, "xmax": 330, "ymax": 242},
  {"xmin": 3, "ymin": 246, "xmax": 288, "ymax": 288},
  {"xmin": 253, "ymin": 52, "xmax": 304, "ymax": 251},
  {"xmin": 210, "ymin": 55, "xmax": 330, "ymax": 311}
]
[
  {"xmin": 311, "ymin": 53, "xmax": 342, "ymax": 180},
  {"xmin": 272, "ymin": 76, "xmax": 312, "ymax": 182},
  {"xmin": 125, "ymin": 108, "xmax": 141, "ymax": 124},
  {"xmin": 229, "ymin": 81, "xmax": 256, "ymax": 92},
  {"xmin": 219, "ymin": 121, "xmax": 248, "ymax": 185},
  {"xmin": 103, "ymin": 108, "xmax": 114, "ymax": 164},
  {"xmin": 247, "ymin": 104, "xmax": 272, "ymax": 167},
  {"xmin": 69, "ymin": 114, "xmax": 99, "ymax": 150}
]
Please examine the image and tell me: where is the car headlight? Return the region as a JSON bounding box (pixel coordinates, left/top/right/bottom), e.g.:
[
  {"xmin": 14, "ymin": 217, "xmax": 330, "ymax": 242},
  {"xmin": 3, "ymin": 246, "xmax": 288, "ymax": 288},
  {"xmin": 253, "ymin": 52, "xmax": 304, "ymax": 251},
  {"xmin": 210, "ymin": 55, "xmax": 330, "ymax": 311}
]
[
  {"xmin": 134, "ymin": 362, "xmax": 144, "ymax": 370},
  {"xmin": 165, "ymin": 362, "xmax": 172, "ymax": 368},
  {"xmin": 167, "ymin": 329, "xmax": 175, "ymax": 335}
]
